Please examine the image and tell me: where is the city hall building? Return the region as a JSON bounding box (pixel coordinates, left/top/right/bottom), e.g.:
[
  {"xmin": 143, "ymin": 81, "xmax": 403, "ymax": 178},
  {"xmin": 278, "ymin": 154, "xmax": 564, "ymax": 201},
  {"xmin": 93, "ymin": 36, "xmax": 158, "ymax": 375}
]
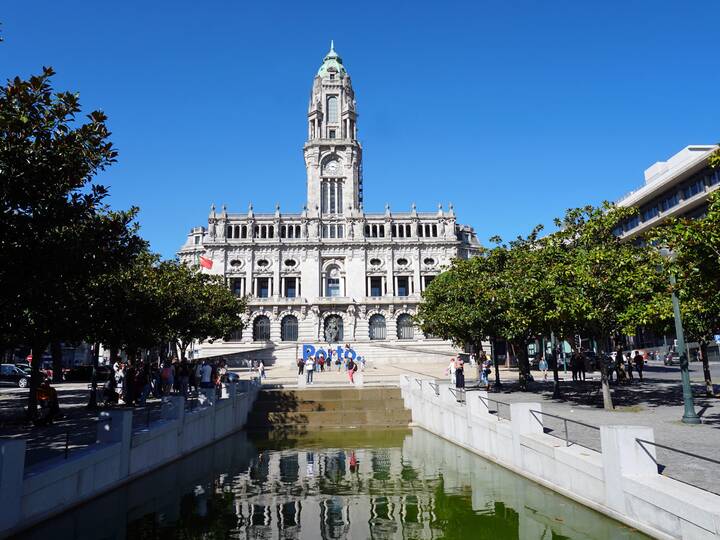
[{"xmin": 178, "ymin": 44, "xmax": 480, "ymax": 364}]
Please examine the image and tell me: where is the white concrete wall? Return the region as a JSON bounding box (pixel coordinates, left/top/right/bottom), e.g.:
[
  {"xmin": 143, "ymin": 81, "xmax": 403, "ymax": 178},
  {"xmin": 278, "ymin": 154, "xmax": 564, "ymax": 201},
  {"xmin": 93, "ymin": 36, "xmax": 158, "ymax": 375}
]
[
  {"xmin": 0, "ymin": 380, "xmax": 259, "ymax": 538},
  {"xmin": 399, "ymin": 375, "xmax": 720, "ymax": 540}
]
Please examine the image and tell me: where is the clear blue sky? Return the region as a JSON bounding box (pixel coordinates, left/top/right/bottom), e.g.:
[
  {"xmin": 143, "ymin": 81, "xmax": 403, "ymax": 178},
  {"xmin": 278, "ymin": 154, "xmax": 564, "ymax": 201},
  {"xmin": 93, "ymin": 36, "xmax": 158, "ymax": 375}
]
[{"xmin": 3, "ymin": 1, "xmax": 718, "ymax": 258}]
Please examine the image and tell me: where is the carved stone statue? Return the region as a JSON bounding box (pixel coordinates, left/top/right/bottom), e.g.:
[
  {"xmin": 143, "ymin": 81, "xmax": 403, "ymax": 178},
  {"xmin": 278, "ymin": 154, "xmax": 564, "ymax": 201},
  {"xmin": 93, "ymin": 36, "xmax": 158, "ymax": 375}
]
[{"xmin": 324, "ymin": 316, "xmax": 340, "ymax": 343}]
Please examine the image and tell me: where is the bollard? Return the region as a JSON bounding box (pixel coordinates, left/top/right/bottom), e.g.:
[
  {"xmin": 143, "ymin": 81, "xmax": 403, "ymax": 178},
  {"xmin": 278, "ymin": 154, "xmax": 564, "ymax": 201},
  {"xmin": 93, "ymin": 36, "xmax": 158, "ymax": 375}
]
[
  {"xmin": 0, "ymin": 439, "xmax": 26, "ymax": 531},
  {"xmin": 600, "ymin": 425, "xmax": 657, "ymax": 514},
  {"xmin": 509, "ymin": 403, "xmax": 543, "ymax": 469}
]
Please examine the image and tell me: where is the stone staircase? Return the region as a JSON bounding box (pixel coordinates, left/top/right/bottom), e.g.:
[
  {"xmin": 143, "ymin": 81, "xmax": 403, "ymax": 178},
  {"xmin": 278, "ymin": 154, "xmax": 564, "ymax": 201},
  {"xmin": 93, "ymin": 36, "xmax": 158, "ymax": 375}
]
[{"xmin": 247, "ymin": 387, "xmax": 412, "ymax": 430}]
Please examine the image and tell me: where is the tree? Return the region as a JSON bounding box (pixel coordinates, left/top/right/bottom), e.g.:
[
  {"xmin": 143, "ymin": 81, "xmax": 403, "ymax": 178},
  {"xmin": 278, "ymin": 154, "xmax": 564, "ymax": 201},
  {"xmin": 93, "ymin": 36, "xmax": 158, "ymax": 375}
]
[
  {"xmin": 654, "ymin": 189, "xmax": 720, "ymax": 397},
  {"xmin": 0, "ymin": 68, "xmax": 142, "ymax": 417},
  {"xmin": 416, "ymin": 248, "xmax": 508, "ymax": 386},
  {"xmin": 551, "ymin": 203, "xmax": 670, "ymax": 409},
  {"xmin": 156, "ymin": 260, "xmax": 245, "ymax": 360}
]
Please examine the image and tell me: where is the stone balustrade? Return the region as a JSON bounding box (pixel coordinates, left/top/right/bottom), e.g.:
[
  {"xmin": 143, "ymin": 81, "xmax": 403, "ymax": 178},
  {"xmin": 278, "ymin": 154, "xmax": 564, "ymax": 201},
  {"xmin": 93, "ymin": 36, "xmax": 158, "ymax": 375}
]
[
  {"xmin": 400, "ymin": 376, "xmax": 720, "ymax": 540},
  {"xmin": 0, "ymin": 380, "xmax": 260, "ymax": 537}
]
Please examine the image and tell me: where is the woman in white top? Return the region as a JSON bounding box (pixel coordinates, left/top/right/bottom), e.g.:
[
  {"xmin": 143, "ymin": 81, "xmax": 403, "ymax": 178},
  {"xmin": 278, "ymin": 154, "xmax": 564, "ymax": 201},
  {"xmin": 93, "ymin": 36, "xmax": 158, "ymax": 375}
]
[{"xmin": 446, "ymin": 358, "xmax": 456, "ymax": 386}]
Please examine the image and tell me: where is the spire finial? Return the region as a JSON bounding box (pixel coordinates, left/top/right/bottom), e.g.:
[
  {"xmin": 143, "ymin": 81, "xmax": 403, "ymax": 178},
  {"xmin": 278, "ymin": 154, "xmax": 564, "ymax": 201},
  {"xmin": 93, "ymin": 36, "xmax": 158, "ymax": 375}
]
[{"xmin": 330, "ymin": 39, "xmax": 335, "ymax": 52}]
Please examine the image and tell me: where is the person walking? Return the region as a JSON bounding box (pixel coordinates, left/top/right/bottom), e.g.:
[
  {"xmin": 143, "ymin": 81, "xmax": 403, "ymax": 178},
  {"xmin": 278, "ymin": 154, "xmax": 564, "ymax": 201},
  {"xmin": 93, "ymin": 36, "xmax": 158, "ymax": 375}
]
[
  {"xmin": 625, "ymin": 352, "xmax": 634, "ymax": 382},
  {"xmin": 258, "ymin": 360, "xmax": 266, "ymax": 380},
  {"xmin": 634, "ymin": 351, "xmax": 645, "ymax": 381},
  {"xmin": 539, "ymin": 355, "xmax": 549, "ymax": 382},
  {"xmin": 305, "ymin": 355, "xmax": 315, "ymax": 384}
]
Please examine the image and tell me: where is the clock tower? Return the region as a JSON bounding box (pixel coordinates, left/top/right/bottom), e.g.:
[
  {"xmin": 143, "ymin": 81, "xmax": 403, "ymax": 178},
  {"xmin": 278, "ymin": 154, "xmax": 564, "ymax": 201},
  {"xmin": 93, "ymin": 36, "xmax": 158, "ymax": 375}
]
[{"xmin": 304, "ymin": 42, "xmax": 363, "ymax": 219}]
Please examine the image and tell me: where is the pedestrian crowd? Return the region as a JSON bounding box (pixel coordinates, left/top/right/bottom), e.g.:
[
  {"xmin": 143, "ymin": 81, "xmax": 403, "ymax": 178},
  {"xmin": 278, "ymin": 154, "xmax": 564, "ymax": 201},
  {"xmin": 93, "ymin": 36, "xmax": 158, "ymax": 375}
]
[
  {"xmin": 104, "ymin": 357, "xmax": 232, "ymax": 407},
  {"xmin": 297, "ymin": 344, "xmax": 365, "ymax": 385}
]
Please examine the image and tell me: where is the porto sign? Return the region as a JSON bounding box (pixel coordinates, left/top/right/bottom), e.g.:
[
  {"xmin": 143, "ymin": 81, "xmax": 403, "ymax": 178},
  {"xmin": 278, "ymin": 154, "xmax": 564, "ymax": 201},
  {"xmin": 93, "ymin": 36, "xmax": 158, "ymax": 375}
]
[{"xmin": 302, "ymin": 344, "xmax": 363, "ymax": 363}]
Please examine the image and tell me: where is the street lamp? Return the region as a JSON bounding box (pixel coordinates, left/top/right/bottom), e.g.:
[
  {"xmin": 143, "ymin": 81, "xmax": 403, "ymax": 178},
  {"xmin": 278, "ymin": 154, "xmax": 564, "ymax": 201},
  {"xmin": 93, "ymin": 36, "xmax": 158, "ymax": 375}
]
[{"xmin": 660, "ymin": 248, "xmax": 701, "ymax": 424}]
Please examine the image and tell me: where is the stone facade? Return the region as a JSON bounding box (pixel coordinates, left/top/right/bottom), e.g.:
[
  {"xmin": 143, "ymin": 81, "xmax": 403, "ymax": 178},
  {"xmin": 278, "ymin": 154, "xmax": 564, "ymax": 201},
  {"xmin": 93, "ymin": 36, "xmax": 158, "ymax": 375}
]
[{"xmin": 178, "ymin": 44, "xmax": 480, "ymax": 363}]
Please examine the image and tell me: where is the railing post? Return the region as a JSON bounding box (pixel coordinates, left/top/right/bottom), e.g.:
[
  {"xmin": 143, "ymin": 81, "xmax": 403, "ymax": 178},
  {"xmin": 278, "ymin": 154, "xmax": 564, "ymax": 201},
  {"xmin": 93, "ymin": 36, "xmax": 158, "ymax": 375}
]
[
  {"xmin": 509, "ymin": 403, "xmax": 543, "ymax": 469},
  {"xmin": 600, "ymin": 425, "xmax": 657, "ymax": 514},
  {"xmin": 97, "ymin": 409, "xmax": 133, "ymax": 477},
  {"xmin": 0, "ymin": 439, "xmax": 26, "ymax": 531}
]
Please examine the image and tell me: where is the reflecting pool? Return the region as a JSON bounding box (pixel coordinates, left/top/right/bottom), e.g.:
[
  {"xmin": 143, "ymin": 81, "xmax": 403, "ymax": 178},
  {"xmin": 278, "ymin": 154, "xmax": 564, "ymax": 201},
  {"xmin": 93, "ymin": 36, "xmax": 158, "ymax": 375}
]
[{"xmin": 21, "ymin": 427, "xmax": 648, "ymax": 539}]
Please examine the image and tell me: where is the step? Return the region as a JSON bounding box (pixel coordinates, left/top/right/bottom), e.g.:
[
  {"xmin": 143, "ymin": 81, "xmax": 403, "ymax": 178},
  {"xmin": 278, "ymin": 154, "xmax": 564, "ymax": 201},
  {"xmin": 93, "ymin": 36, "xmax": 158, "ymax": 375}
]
[
  {"xmin": 255, "ymin": 387, "xmax": 403, "ymax": 402},
  {"xmin": 247, "ymin": 409, "xmax": 412, "ymax": 429},
  {"xmin": 252, "ymin": 397, "xmax": 406, "ymax": 413}
]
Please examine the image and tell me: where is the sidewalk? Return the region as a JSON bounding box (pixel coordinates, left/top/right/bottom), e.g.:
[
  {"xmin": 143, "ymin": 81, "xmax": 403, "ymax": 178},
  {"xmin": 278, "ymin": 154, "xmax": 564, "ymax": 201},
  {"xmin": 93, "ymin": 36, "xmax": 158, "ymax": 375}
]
[{"xmin": 0, "ymin": 383, "xmax": 164, "ymax": 467}]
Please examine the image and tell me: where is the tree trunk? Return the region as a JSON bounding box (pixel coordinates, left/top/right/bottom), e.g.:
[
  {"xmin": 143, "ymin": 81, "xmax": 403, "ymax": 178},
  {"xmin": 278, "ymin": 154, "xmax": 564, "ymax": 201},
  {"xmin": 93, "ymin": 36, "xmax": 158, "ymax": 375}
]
[
  {"xmin": 699, "ymin": 340, "xmax": 714, "ymax": 397},
  {"xmin": 597, "ymin": 337, "xmax": 614, "ymax": 410},
  {"xmin": 27, "ymin": 342, "xmax": 47, "ymax": 420},
  {"xmin": 50, "ymin": 341, "xmax": 63, "ymax": 383},
  {"xmin": 514, "ymin": 342, "xmax": 531, "ymax": 392},
  {"xmin": 87, "ymin": 342, "xmax": 100, "ymax": 409},
  {"xmin": 551, "ymin": 345, "xmax": 562, "ymax": 399},
  {"xmin": 491, "ymin": 337, "xmax": 502, "ymax": 389}
]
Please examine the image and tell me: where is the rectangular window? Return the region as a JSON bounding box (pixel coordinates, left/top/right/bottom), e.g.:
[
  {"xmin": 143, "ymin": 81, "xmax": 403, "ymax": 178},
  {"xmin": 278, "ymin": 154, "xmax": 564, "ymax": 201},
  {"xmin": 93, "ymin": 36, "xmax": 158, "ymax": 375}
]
[
  {"xmin": 370, "ymin": 276, "xmax": 382, "ymax": 297},
  {"xmin": 285, "ymin": 277, "xmax": 296, "ymax": 298},
  {"xmin": 257, "ymin": 278, "xmax": 269, "ymax": 298},
  {"xmin": 329, "ymin": 129, "xmax": 336, "ymax": 139},
  {"xmin": 641, "ymin": 205, "xmax": 659, "ymax": 222},
  {"xmin": 194, "ymin": 236, "xmax": 200, "ymax": 245},
  {"xmin": 337, "ymin": 224, "xmax": 343, "ymax": 238},
  {"xmin": 683, "ymin": 177, "xmax": 705, "ymax": 199},
  {"xmin": 326, "ymin": 278, "xmax": 341, "ymax": 297},
  {"xmin": 397, "ymin": 276, "xmax": 409, "ymax": 297},
  {"xmin": 329, "ymin": 224, "xmax": 336, "ymax": 238},
  {"xmin": 659, "ymin": 192, "xmax": 679, "ymax": 212},
  {"xmin": 423, "ymin": 275, "xmax": 435, "ymax": 289},
  {"xmin": 330, "ymin": 182, "xmax": 336, "ymax": 213},
  {"xmin": 231, "ymin": 278, "xmax": 243, "ymax": 297}
]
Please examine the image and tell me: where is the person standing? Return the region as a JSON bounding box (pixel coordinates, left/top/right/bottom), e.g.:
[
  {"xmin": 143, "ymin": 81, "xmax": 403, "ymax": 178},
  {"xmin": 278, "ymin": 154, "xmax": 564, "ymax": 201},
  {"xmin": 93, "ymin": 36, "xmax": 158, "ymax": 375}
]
[
  {"xmin": 446, "ymin": 357, "xmax": 456, "ymax": 386},
  {"xmin": 258, "ymin": 360, "xmax": 266, "ymax": 380},
  {"xmin": 297, "ymin": 357, "xmax": 304, "ymax": 376},
  {"xmin": 634, "ymin": 351, "xmax": 645, "ymax": 381},
  {"xmin": 347, "ymin": 357, "xmax": 357, "ymax": 384},
  {"xmin": 626, "ymin": 352, "xmax": 634, "ymax": 381},
  {"xmin": 539, "ymin": 355, "xmax": 549, "ymax": 382},
  {"xmin": 305, "ymin": 355, "xmax": 315, "ymax": 384},
  {"xmin": 454, "ymin": 356, "xmax": 465, "ymax": 389}
]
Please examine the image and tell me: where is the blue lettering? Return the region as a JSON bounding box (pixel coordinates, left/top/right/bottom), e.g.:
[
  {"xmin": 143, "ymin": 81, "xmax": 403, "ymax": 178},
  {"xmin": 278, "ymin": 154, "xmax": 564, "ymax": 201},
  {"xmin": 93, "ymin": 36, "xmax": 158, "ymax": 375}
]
[{"xmin": 303, "ymin": 344, "xmax": 315, "ymax": 360}]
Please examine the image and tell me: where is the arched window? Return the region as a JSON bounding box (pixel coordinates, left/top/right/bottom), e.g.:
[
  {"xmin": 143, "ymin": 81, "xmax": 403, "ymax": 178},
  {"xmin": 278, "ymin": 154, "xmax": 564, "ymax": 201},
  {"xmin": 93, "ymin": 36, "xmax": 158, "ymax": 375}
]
[
  {"xmin": 369, "ymin": 314, "xmax": 386, "ymax": 340},
  {"xmin": 324, "ymin": 315, "xmax": 343, "ymax": 343},
  {"xmin": 396, "ymin": 314, "xmax": 414, "ymax": 340},
  {"xmin": 241, "ymin": 225, "xmax": 247, "ymax": 239},
  {"xmin": 281, "ymin": 315, "xmax": 298, "ymax": 342},
  {"xmin": 253, "ymin": 316, "xmax": 271, "ymax": 341},
  {"xmin": 327, "ymin": 96, "xmax": 338, "ymax": 123}
]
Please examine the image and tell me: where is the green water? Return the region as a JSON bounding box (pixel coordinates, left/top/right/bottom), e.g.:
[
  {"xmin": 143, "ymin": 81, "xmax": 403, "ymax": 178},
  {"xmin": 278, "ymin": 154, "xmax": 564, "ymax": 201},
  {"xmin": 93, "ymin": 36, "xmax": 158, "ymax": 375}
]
[{"xmin": 22, "ymin": 427, "xmax": 648, "ymax": 539}]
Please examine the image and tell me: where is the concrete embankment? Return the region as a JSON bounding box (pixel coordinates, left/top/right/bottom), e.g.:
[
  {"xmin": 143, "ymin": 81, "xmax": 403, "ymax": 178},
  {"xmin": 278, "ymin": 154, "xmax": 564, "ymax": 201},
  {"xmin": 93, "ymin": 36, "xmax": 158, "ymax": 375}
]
[
  {"xmin": 0, "ymin": 381, "xmax": 259, "ymax": 539},
  {"xmin": 400, "ymin": 376, "xmax": 720, "ymax": 540}
]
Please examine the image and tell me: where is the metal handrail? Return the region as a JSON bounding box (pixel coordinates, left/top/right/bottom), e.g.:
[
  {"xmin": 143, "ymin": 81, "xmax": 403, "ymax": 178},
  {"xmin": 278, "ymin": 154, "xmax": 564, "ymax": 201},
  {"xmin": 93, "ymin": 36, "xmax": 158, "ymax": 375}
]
[
  {"xmin": 428, "ymin": 382, "xmax": 439, "ymax": 396},
  {"xmin": 529, "ymin": 409, "xmax": 599, "ymax": 450},
  {"xmin": 636, "ymin": 438, "xmax": 720, "ymax": 466},
  {"xmin": 477, "ymin": 395, "xmax": 510, "ymax": 417}
]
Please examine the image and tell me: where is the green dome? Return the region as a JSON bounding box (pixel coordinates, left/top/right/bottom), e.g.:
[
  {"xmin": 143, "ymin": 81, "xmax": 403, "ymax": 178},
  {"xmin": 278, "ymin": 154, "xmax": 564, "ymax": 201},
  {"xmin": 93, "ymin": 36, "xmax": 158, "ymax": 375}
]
[{"xmin": 317, "ymin": 41, "xmax": 347, "ymax": 77}]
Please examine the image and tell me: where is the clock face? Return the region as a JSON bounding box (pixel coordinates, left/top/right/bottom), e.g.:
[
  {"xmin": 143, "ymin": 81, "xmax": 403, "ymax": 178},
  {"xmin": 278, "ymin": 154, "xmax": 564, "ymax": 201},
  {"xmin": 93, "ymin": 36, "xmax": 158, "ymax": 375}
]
[{"xmin": 324, "ymin": 160, "xmax": 339, "ymax": 175}]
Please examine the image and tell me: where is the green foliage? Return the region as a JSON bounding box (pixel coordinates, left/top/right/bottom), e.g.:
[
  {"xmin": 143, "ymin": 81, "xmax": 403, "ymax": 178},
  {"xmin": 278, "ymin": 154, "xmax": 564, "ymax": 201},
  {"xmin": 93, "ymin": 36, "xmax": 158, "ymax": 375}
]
[
  {"xmin": 550, "ymin": 203, "xmax": 670, "ymax": 344},
  {"xmin": 653, "ymin": 190, "xmax": 720, "ymax": 344}
]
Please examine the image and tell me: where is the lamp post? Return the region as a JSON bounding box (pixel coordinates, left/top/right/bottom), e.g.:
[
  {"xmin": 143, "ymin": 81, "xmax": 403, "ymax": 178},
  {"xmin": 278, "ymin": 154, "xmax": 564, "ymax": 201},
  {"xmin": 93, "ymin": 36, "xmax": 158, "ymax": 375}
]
[{"xmin": 662, "ymin": 248, "xmax": 701, "ymax": 424}]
